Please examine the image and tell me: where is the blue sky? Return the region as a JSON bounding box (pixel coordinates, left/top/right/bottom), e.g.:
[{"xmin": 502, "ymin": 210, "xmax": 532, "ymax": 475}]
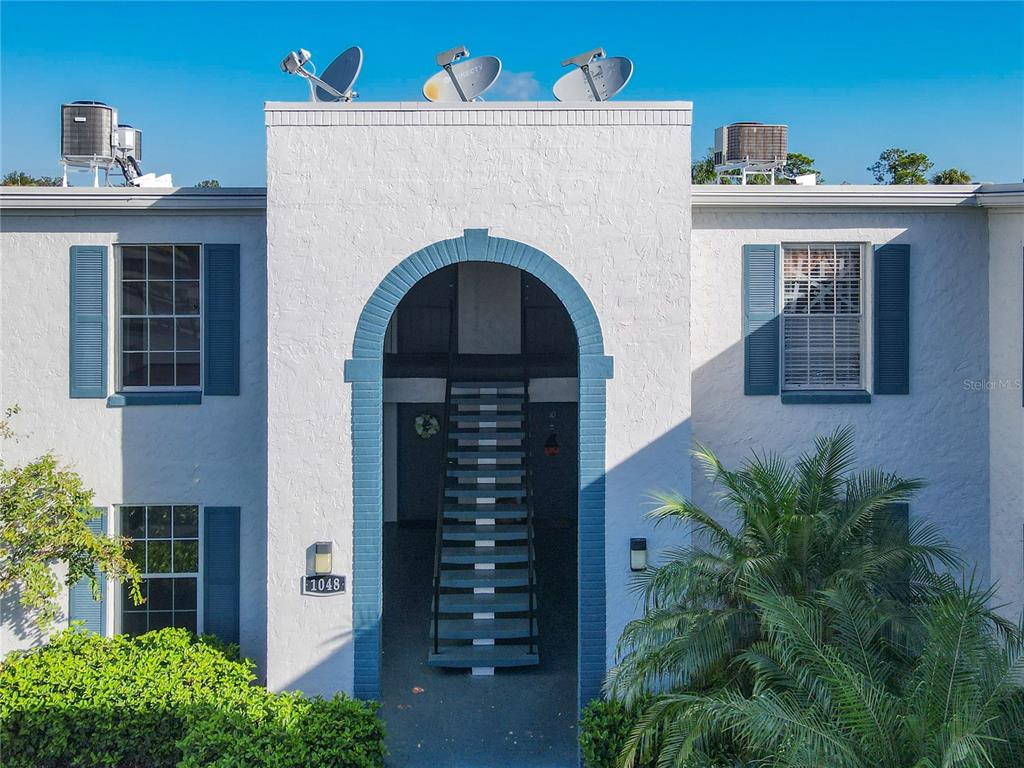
[{"xmin": 2, "ymin": 1, "xmax": 1022, "ymax": 186}]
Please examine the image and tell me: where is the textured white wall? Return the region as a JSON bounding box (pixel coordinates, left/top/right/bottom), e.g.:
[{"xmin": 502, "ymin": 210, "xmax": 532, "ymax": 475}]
[
  {"xmin": 988, "ymin": 210, "xmax": 1024, "ymax": 617},
  {"xmin": 690, "ymin": 209, "xmax": 992, "ymax": 583},
  {"xmin": 264, "ymin": 103, "xmax": 692, "ymax": 695},
  {"xmin": 0, "ymin": 212, "xmax": 268, "ymax": 670}
]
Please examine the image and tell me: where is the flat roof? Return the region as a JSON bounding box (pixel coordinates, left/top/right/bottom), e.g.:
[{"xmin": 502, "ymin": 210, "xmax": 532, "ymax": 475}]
[
  {"xmin": 2, "ymin": 184, "xmax": 1021, "ymax": 213},
  {"xmin": 264, "ymin": 100, "xmax": 693, "ymax": 127},
  {"xmin": 692, "ymin": 183, "xmax": 1024, "ymax": 210}
]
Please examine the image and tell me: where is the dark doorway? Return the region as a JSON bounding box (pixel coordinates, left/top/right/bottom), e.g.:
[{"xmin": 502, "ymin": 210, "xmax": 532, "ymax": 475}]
[{"xmin": 380, "ymin": 263, "xmax": 580, "ymax": 766}]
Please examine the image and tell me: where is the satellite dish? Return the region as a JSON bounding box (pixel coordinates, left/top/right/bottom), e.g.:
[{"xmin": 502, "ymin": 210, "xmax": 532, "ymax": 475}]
[
  {"xmin": 315, "ymin": 46, "xmax": 363, "ymax": 101},
  {"xmin": 423, "ymin": 45, "xmax": 501, "ymax": 102},
  {"xmin": 280, "ymin": 46, "xmax": 362, "ymax": 102},
  {"xmin": 552, "ymin": 48, "xmax": 633, "ymax": 102}
]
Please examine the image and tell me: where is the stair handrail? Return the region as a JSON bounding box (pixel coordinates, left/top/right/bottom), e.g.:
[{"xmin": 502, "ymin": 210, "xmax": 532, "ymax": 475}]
[
  {"xmin": 520, "ymin": 287, "xmax": 537, "ymax": 655},
  {"xmin": 431, "ymin": 298, "xmax": 457, "ymax": 655}
]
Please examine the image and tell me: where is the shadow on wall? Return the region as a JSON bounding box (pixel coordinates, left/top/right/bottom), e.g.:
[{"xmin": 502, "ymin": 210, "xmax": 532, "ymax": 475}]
[
  {"xmin": 1, "ymin": 584, "xmax": 50, "ymax": 648},
  {"xmin": 279, "ymin": 629, "xmax": 355, "ymax": 694}
]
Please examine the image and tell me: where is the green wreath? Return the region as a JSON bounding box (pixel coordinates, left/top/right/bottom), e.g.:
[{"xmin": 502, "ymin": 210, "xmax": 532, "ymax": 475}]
[{"xmin": 414, "ymin": 412, "xmax": 440, "ymax": 439}]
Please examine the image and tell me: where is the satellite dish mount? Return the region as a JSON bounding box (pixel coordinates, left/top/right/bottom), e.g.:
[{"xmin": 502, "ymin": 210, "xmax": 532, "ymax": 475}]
[
  {"xmin": 552, "ymin": 48, "xmax": 633, "ymax": 102},
  {"xmin": 422, "ymin": 46, "xmax": 502, "ymax": 103},
  {"xmin": 436, "ymin": 46, "xmax": 471, "ymax": 102},
  {"xmin": 562, "ymin": 48, "xmax": 607, "ymax": 101},
  {"xmin": 280, "ymin": 47, "xmax": 362, "ymax": 102}
]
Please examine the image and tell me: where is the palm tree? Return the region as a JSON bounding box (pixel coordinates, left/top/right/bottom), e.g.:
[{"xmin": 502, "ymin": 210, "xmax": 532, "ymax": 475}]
[
  {"xmin": 675, "ymin": 578, "xmax": 1024, "ymax": 767},
  {"xmin": 606, "ymin": 428, "xmax": 965, "ymax": 766}
]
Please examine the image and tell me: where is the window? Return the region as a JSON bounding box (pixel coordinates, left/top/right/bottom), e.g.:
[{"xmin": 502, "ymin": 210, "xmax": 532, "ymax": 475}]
[
  {"xmin": 782, "ymin": 244, "xmax": 863, "ymax": 390},
  {"xmin": 119, "ymin": 245, "xmax": 201, "ymax": 390},
  {"xmin": 121, "ymin": 505, "xmax": 200, "ymax": 635}
]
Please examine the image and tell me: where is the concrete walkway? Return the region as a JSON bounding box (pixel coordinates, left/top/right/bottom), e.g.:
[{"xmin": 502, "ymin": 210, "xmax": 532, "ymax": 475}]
[{"xmin": 381, "ymin": 523, "xmax": 579, "ymax": 767}]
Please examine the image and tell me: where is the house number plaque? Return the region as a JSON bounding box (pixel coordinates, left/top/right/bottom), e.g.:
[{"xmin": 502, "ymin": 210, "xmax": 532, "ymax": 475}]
[{"xmin": 302, "ymin": 575, "xmax": 346, "ymax": 595}]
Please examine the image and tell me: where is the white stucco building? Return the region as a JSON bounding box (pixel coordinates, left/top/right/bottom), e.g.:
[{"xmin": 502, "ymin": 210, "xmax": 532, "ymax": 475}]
[{"xmin": 1, "ymin": 101, "xmax": 1022, "ymax": 749}]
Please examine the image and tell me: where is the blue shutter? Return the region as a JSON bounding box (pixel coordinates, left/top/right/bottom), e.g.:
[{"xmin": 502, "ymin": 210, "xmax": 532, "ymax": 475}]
[
  {"xmin": 203, "ymin": 244, "xmax": 240, "ymax": 395},
  {"xmin": 743, "ymin": 245, "xmax": 780, "ymax": 395},
  {"xmin": 68, "ymin": 509, "xmax": 106, "ymax": 633},
  {"xmin": 203, "ymin": 506, "xmax": 240, "ymax": 643},
  {"xmin": 874, "ymin": 244, "xmax": 910, "ymax": 395},
  {"xmin": 69, "ymin": 246, "xmax": 107, "ymax": 398},
  {"xmin": 882, "ymin": 502, "xmax": 910, "ymax": 599}
]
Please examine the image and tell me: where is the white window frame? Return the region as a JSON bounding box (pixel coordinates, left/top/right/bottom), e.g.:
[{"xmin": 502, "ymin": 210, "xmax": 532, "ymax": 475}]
[
  {"xmin": 115, "ymin": 243, "xmax": 203, "ymax": 393},
  {"xmin": 113, "ymin": 503, "xmax": 204, "ymax": 636},
  {"xmin": 780, "ymin": 242, "xmax": 867, "ymax": 391}
]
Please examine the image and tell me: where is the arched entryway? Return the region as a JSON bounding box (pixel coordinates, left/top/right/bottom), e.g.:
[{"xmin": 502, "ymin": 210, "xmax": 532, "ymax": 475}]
[{"xmin": 344, "ymin": 228, "xmax": 611, "ymax": 720}]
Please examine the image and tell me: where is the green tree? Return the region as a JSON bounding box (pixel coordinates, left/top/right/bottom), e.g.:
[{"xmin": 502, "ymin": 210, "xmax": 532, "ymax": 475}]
[
  {"xmin": 640, "ymin": 579, "xmax": 1024, "ymax": 768},
  {"xmin": 195, "ymin": 179, "xmax": 221, "ymax": 188},
  {"xmin": 692, "ymin": 148, "xmax": 822, "ymax": 185},
  {"xmin": 691, "ymin": 148, "xmax": 716, "ymax": 184},
  {"xmin": 868, "ymin": 148, "xmax": 934, "ymax": 184},
  {"xmin": 930, "ymin": 167, "xmax": 972, "ymax": 184},
  {"xmin": 606, "ymin": 428, "xmax": 977, "ymax": 767},
  {"xmin": 2, "ymin": 170, "xmax": 62, "ymax": 186},
  {"xmin": 0, "ymin": 410, "xmax": 141, "ymax": 629}
]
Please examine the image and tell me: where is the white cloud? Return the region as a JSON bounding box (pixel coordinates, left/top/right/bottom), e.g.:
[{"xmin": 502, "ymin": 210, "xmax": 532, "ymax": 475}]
[{"xmin": 487, "ymin": 71, "xmax": 542, "ymax": 101}]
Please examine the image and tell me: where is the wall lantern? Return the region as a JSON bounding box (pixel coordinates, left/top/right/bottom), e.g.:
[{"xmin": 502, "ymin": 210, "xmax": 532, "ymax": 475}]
[
  {"xmin": 630, "ymin": 538, "xmax": 648, "ymax": 572},
  {"xmin": 544, "ymin": 432, "xmax": 560, "ymax": 457},
  {"xmin": 314, "ymin": 541, "xmax": 333, "ymax": 575}
]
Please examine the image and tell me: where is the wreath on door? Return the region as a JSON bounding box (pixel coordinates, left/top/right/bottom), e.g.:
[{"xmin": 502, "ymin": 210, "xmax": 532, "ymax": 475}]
[{"xmin": 414, "ymin": 412, "xmax": 440, "ymax": 439}]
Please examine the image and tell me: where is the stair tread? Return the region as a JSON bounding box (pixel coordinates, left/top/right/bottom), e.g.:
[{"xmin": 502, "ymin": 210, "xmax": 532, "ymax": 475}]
[
  {"xmin": 450, "ymin": 414, "xmax": 524, "ymax": 423},
  {"xmin": 445, "ymin": 488, "xmax": 526, "ymax": 498},
  {"xmin": 447, "ymin": 469, "xmax": 525, "ymax": 478},
  {"xmin": 450, "ymin": 431, "xmax": 525, "ymax": 440},
  {"xmin": 443, "ymin": 524, "xmax": 529, "ymax": 541},
  {"xmin": 430, "ymin": 618, "xmax": 538, "ymax": 640},
  {"xmin": 444, "ymin": 506, "xmax": 528, "ymax": 520},
  {"xmin": 442, "ymin": 545, "xmax": 529, "ymax": 564},
  {"xmin": 448, "ymin": 449, "xmax": 525, "ymax": 459},
  {"xmin": 436, "ymin": 592, "xmax": 536, "ymax": 613},
  {"xmin": 438, "ymin": 570, "xmax": 530, "ymax": 589},
  {"xmin": 450, "ymin": 385, "xmax": 524, "ymax": 391},
  {"xmin": 440, "ymin": 568, "xmax": 531, "ymax": 587},
  {"xmin": 451, "ymin": 396, "xmax": 525, "ymax": 405},
  {"xmin": 428, "ymin": 644, "xmax": 539, "ymax": 668}
]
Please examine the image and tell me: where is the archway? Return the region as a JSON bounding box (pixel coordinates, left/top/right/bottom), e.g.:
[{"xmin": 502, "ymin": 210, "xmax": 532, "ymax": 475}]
[{"xmin": 344, "ymin": 229, "xmax": 612, "ymax": 717}]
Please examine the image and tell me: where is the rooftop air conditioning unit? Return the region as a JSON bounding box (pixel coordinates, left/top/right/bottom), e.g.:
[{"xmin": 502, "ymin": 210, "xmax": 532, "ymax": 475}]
[
  {"xmin": 61, "ymin": 101, "xmax": 117, "ymax": 166},
  {"xmin": 714, "ymin": 122, "xmax": 788, "ymax": 165},
  {"xmin": 116, "ymin": 124, "xmax": 142, "ymax": 163}
]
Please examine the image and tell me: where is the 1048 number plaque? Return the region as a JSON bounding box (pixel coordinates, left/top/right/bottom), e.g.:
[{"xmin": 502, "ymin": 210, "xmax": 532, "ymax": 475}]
[{"xmin": 302, "ymin": 575, "xmax": 346, "ymax": 595}]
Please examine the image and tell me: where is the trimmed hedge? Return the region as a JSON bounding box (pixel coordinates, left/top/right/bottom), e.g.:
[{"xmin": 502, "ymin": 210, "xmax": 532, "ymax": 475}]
[{"xmin": 0, "ymin": 628, "xmax": 384, "ymax": 768}]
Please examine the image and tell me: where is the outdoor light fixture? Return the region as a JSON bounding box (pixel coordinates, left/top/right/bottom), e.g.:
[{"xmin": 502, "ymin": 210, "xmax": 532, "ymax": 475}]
[
  {"xmin": 630, "ymin": 538, "xmax": 648, "ymax": 571},
  {"xmin": 314, "ymin": 541, "xmax": 333, "ymax": 575}
]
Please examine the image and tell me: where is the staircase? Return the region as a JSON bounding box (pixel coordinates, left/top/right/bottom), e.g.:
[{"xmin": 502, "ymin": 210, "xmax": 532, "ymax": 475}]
[{"xmin": 428, "ymin": 380, "xmax": 540, "ymax": 673}]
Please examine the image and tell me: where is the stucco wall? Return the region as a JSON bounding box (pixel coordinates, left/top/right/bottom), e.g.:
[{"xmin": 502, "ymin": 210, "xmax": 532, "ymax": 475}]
[
  {"xmin": 988, "ymin": 210, "xmax": 1024, "ymax": 617},
  {"xmin": 264, "ymin": 102, "xmax": 692, "ymax": 695},
  {"xmin": 0, "ymin": 211, "xmax": 268, "ymax": 670},
  {"xmin": 690, "ymin": 208, "xmax": 992, "ymax": 584}
]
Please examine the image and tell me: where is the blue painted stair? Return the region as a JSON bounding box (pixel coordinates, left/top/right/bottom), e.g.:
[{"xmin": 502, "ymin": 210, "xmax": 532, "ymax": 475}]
[{"xmin": 429, "ymin": 380, "xmax": 540, "ymax": 671}]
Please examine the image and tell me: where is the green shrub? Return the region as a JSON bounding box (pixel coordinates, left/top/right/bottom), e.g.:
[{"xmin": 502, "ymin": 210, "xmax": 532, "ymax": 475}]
[
  {"xmin": 0, "ymin": 627, "xmax": 385, "ymax": 768},
  {"xmin": 580, "ymin": 698, "xmax": 652, "ymax": 768},
  {"xmin": 177, "ymin": 692, "xmax": 385, "ymax": 768}
]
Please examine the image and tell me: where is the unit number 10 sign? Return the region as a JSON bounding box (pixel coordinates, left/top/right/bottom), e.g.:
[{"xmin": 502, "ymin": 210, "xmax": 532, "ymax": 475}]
[{"xmin": 302, "ymin": 575, "xmax": 346, "ymax": 595}]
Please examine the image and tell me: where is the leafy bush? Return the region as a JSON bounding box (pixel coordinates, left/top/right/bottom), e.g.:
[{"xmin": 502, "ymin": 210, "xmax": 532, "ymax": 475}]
[
  {"xmin": 580, "ymin": 699, "xmax": 648, "ymax": 768},
  {"xmin": 178, "ymin": 692, "xmax": 384, "ymax": 768},
  {"xmin": 0, "ymin": 628, "xmax": 385, "ymax": 768},
  {"xmin": 604, "ymin": 428, "xmax": 1023, "ymax": 768}
]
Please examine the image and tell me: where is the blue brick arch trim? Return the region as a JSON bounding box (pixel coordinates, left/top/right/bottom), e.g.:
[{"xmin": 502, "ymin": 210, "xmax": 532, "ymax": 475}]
[{"xmin": 345, "ymin": 229, "xmax": 611, "ymax": 710}]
